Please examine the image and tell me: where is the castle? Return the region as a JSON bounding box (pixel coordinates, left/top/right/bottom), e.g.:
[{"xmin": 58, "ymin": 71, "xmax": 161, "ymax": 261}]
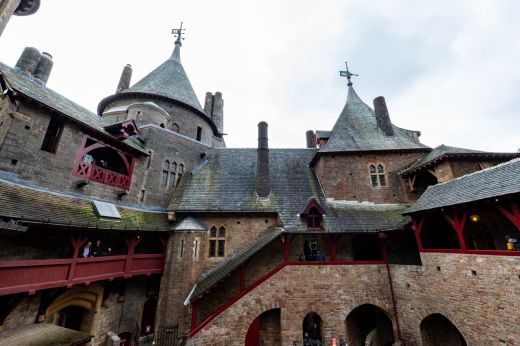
[{"xmin": 0, "ymin": 2, "xmax": 519, "ymax": 346}]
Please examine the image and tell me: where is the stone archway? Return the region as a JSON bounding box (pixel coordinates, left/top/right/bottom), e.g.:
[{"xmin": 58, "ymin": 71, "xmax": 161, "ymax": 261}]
[
  {"xmin": 421, "ymin": 313, "xmax": 467, "ymax": 346},
  {"xmin": 245, "ymin": 308, "xmax": 281, "ymax": 346},
  {"xmin": 345, "ymin": 304, "xmax": 394, "ymax": 346},
  {"xmin": 302, "ymin": 312, "xmax": 323, "ymax": 345}
]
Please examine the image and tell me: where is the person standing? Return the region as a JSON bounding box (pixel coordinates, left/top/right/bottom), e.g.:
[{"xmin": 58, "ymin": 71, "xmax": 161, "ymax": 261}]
[
  {"xmin": 91, "ymin": 239, "xmax": 103, "ymax": 257},
  {"xmin": 81, "ymin": 241, "xmax": 92, "ymax": 258}
]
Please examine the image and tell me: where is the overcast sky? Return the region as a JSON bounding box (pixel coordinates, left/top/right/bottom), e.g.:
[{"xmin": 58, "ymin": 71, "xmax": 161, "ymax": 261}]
[{"xmin": 1, "ymin": 0, "xmax": 518, "ymax": 151}]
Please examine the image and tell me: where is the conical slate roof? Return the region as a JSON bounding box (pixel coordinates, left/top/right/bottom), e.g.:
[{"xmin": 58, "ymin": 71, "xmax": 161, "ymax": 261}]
[
  {"xmin": 320, "ymin": 86, "xmax": 429, "ymax": 153},
  {"xmin": 122, "ymin": 41, "xmax": 204, "ymax": 113}
]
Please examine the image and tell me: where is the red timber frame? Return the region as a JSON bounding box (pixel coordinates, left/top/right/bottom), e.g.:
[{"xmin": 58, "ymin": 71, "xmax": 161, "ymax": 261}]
[
  {"xmin": 412, "ymin": 200, "xmax": 520, "ymax": 256},
  {"xmin": 72, "ymin": 135, "xmax": 136, "ymax": 190},
  {"xmin": 189, "ymin": 233, "xmax": 385, "ymax": 337},
  {"xmin": 0, "ymin": 234, "xmax": 166, "ymax": 297}
]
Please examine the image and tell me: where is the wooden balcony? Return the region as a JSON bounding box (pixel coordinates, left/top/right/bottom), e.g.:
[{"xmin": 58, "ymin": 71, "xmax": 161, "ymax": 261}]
[
  {"xmin": 72, "ymin": 162, "xmax": 131, "ymax": 190},
  {"xmin": 0, "ymin": 253, "xmax": 164, "ymax": 296}
]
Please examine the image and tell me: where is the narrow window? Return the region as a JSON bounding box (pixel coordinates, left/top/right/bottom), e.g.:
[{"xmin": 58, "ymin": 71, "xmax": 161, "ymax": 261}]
[
  {"xmin": 140, "ymin": 189, "xmax": 146, "ymax": 202},
  {"xmin": 179, "ymin": 239, "xmax": 185, "ymax": 258},
  {"xmin": 171, "ymin": 123, "xmax": 179, "ymax": 133},
  {"xmin": 41, "ymin": 116, "xmax": 64, "ymax": 153},
  {"xmin": 377, "ymin": 164, "xmax": 386, "ymax": 186},
  {"xmin": 162, "ymin": 160, "xmax": 170, "ymax": 187},
  {"xmin": 307, "ymin": 207, "xmax": 322, "ymax": 229},
  {"xmin": 193, "ymin": 239, "xmax": 200, "ymax": 260},
  {"xmin": 196, "ymin": 126, "xmax": 202, "ymax": 141},
  {"xmin": 369, "ymin": 164, "xmax": 378, "ymax": 187},
  {"xmin": 209, "ymin": 226, "xmax": 225, "ymax": 257},
  {"xmin": 177, "ymin": 163, "xmax": 184, "ymax": 185},
  {"xmin": 169, "ymin": 162, "xmax": 177, "ymax": 188}
]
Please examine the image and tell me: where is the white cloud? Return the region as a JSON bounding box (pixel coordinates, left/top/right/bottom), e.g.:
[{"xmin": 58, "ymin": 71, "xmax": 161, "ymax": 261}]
[{"xmin": 1, "ymin": 0, "xmax": 518, "ymax": 151}]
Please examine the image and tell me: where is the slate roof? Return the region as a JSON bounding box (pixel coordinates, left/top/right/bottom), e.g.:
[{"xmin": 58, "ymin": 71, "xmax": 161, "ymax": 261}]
[
  {"xmin": 174, "ymin": 148, "xmax": 410, "ymax": 232},
  {"xmin": 316, "ymin": 130, "xmax": 331, "ymax": 139},
  {"xmin": 326, "ymin": 201, "xmax": 410, "ymax": 232},
  {"xmin": 399, "ymin": 144, "xmax": 519, "ymax": 175},
  {"xmin": 173, "ymin": 148, "xmax": 324, "ymax": 231},
  {"xmin": 110, "ymin": 42, "xmax": 204, "ymax": 114},
  {"xmin": 0, "ymin": 62, "xmax": 149, "ymax": 155},
  {"xmin": 188, "ymin": 227, "xmax": 283, "ymax": 301},
  {"xmin": 320, "ymin": 86, "xmax": 429, "ymax": 153},
  {"xmin": 0, "ymin": 178, "xmax": 169, "ymax": 231},
  {"xmin": 405, "ymin": 158, "xmax": 520, "ymax": 214},
  {"xmin": 174, "ymin": 217, "xmax": 207, "ymax": 232},
  {"xmin": 0, "ymin": 322, "xmax": 91, "ymax": 346}
]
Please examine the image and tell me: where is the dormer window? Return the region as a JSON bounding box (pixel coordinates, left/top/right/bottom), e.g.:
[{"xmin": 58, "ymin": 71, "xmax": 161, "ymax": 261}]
[
  {"xmin": 72, "ymin": 136, "xmax": 135, "ymax": 190},
  {"xmin": 300, "ymin": 198, "xmax": 324, "ymax": 231},
  {"xmin": 369, "ymin": 163, "xmax": 386, "ymax": 187}
]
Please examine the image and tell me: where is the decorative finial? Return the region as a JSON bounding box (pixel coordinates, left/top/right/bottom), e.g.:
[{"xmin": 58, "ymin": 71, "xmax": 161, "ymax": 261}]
[
  {"xmin": 339, "ymin": 61, "xmax": 358, "ymax": 86},
  {"xmin": 172, "ymin": 22, "xmax": 186, "ymax": 46}
]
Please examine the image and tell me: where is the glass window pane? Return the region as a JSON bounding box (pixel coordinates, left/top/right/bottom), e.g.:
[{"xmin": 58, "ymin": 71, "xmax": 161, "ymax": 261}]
[
  {"xmin": 218, "ymin": 227, "xmax": 225, "ymax": 237},
  {"xmin": 369, "ymin": 165, "xmax": 376, "ymax": 173},
  {"xmin": 169, "ymin": 173, "xmax": 176, "ymax": 187},
  {"xmin": 162, "ymin": 171, "xmax": 168, "ymax": 186},
  {"xmin": 371, "ymin": 175, "xmax": 378, "ymax": 187},
  {"xmin": 379, "ymin": 175, "xmax": 386, "ymax": 186},
  {"xmin": 179, "ymin": 164, "xmax": 184, "ymax": 174},
  {"xmin": 172, "ymin": 162, "xmax": 177, "ymax": 172},
  {"xmin": 163, "ymin": 160, "xmax": 169, "ymax": 170},
  {"xmin": 210, "ymin": 227, "xmax": 217, "ymax": 238},
  {"xmin": 218, "ymin": 240, "xmax": 225, "ymax": 257},
  {"xmin": 377, "ymin": 164, "xmax": 384, "ymax": 173},
  {"xmin": 209, "ymin": 240, "xmax": 216, "ymax": 257}
]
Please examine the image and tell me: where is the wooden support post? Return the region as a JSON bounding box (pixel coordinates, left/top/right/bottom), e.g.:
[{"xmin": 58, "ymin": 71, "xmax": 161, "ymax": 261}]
[
  {"xmin": 497, "ymin": 201, "xmax": 520, "ymax": 231},
  {"xmin": 190, "ymin": 300, "xmax": 200, "ymax": 333},
  {"xmin": 124, "ymin": 235, "xmax": 143, "ymax": 276},
  {"xmin": 67, "ymin": 235, "xmax": 89, "ymax": 281},
  {"xmin": 444, "ymin": 209, "xmax": 469, "ymax": 251},
  {"xmin": 411, "ymin": 217, "xmax": 425, "ymax": 251},
  {"xmin": 283, "ymin": 234, "xmax": 289, "ymax": 262}
]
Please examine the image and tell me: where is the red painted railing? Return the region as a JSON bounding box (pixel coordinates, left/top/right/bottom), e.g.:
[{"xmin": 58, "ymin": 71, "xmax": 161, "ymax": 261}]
[
  {"xmin": 72, "ymin": 162, "xmax": 131, "ymax": 190},
  {"xmin": 0, "ymin": 253, "xmax": 164, "ymax": 296}
]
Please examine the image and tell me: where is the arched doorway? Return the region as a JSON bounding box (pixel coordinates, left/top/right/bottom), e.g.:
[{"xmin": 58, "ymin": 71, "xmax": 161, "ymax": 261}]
[
  {"xmin": 345, "ymin": 304, "xmax": 394, "ymax": 346},
  {"xmin": 302, "ymin": 312, "xmax": 323, "ymax": 345},
  {"xmin": 421, "ymin": 313, "xmax": 467, "ymax": 346},
  {"xmin": 141, "ymin": 297, "xmax": 157, "ymax": 335},
  {"xmin": 57, "ymin": 305, "xmax": 90, "ymax": 332},
  {"xmin": 245, "ymin": 308, "xmax": 281, "ymax": 346}
]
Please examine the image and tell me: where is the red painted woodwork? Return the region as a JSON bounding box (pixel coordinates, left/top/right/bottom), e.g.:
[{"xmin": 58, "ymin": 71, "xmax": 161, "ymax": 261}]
[
  {"xmin": 245, "ymin": 315, "xmax": 260, "ymax": 346},
  {"xmin": 104, "ymin": 120, "xmax": 139, "ymax": 140},
  {"xmin": 189, "ymin": 260, "xmax": 387, "ymax": 337},
  {"xmin": 0, "ymin": 253, "xmax": 164, "ymax": 296},
  {"xmin": 497, "ymin": 201, "xmax": 520, "ymax": 231},
  {"xmin": 443, "ymin": 209, "xmax": 469, "ymax": 250},
  {"xmin": 421, "ymin": 249, "xmax": 520, "ymax": 256},
  {"xmin": 72, "ymin": 135, "xmax": 135, "ymax": 190},
  {"xmin": 411, "ymin": 217, "xmax": 425, "ymax": 251}
]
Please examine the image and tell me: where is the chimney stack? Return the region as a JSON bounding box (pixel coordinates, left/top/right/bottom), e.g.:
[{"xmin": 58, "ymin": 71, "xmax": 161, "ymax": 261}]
[
  {"xmin": 306, "ymin": 130, "xmax": 316, "ymax": 148},
  {"xmin": 15, "ymin": 47, "xmax": 41, "ymax": 75},
  {"xmin": 256, "ymin": 121, "xmax": 270, "ymax": 198},
  {"xmin": 33, "ymin": 52, "xmax": 53, "ymax": 85},
  {"xmin": 373, "ymin": 96, "xmax": 394, "ymax": 136},
  {"xmin": 116, "ymin": 64, "xmax": 132, "ymax": 93},
  {"xmin": 204, "ymin": 91, "xmax": 224, "ymax": 135}
]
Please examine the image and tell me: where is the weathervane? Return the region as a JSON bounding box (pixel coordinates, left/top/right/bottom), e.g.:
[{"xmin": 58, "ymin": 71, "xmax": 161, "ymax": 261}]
[
  {"xmin": 172, "ymin": 22, "xmax": 186, "ymax": 44},
  {"xmin": 339, "ymin": 61, "xmax": 358, "ymax": 86}
]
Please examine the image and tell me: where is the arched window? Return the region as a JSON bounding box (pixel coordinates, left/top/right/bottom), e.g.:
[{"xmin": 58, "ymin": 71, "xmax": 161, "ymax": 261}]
[
  {"xmin": 369, "ymin": 163, "xmax": 386, "ymax": 187},
  {"xmin": 208, "ymin": 226, "xmax": 225, "ymax": 257},
  {"xmin": 162, "ymin": 160, "xmax": 182, "ymax": 189},
  {"xmin": 171, "ymin": 123, "xmax": 179, "ymax": 133},
  {"xmin": 177, "ymin": 164, "xmax": 184, "ymax": 185},
  {"xmin": 161, "ymin": 160, "xmax": 170, "ymax": 187}
]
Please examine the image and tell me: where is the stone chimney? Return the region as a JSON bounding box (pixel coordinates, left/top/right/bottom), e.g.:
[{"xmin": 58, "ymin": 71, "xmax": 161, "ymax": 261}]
[
  {"xmin": 256, "ymin": 121, "xmax": 270, "ymax": 198},
  {"xmin": 373, "ymin": 96, "xmax": 394, "ymax": 136},
  {"xmin": 15, "ymin": 47, "xmax": 53, "ymax": 86},
  {"xmin": 15, "ymin": 47, "xmax": 41, "ymax": 75},
  {"xmin": 203, "ymin": 91, "xmax": 224, "ymax": 135},
  {"xmin": 33, "ymin": 52, "xmax": 53, "ymax": 85},
  {"xmin": 306, "ymin": 130, "xmax": 316, "ymax": 148},
  {"xmin": 116, "ymin": 64, "xmax": 132, "ymax": 93}
]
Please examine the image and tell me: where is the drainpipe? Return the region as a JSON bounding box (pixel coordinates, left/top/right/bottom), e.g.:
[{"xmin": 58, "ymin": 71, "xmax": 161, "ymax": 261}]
[{"xmin": 378, "ymin": 232, "xmax": 402, "ymax": 341}]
